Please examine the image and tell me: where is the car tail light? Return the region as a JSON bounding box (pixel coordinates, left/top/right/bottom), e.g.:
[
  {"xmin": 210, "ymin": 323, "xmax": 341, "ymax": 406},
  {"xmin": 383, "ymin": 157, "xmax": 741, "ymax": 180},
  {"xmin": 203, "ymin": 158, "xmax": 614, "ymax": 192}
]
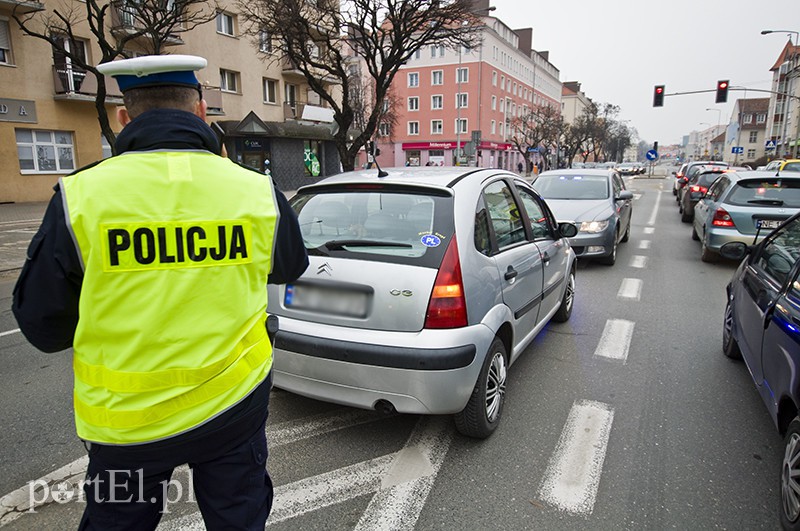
[
  {"xmin": 712, "ymin": 207, "xmax": 735, "ymax": 227},
  {"xmin": 690, "ymin": 185, "xmax": 707, "ymax": 194},
  {"xmin": 425, "ymin": 236, "xmax": 467, "ymax": 329}
]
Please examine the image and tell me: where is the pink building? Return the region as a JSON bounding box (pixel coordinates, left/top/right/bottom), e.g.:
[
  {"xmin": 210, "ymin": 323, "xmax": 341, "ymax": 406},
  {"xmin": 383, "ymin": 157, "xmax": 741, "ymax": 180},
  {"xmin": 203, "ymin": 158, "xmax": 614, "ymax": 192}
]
[{"xmin": 375, "ymin": 13, "xmax": 561, "ymax": 172}]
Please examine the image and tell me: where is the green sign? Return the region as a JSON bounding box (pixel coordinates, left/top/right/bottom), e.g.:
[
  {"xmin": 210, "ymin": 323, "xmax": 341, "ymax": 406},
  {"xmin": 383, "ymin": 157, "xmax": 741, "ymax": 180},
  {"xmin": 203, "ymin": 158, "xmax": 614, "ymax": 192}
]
[{"xmin": 304, "ymin": 149, "xmax": 321, "ymax": 177}]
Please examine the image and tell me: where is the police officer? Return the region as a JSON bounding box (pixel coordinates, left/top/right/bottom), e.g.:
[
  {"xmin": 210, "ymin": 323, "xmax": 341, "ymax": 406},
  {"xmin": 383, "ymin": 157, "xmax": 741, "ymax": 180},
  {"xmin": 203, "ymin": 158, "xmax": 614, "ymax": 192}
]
[{"xmin": 12, "ymin": 55, "xmax": 308, "ymax": 530}]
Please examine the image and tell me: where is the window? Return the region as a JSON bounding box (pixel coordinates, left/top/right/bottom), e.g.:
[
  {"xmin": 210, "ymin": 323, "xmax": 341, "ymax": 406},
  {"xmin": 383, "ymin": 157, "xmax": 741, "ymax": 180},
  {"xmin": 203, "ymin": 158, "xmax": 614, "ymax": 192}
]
[
  {"xmin": 500, "ymin": 99, "xmax": 505, "ymax": 112},
  {"xmin": 379, "ymin": 123, "xmax": 390, "ymax": 137},
  {"xmin": 747, "ymin": 149, "xmax": 756, "ymax": 159},
  {"xmin": 0, "ymin": 19, "xmax": 13, "ymax": 65},
  {"xmin": 408, "ymin": 72, "xmax": 419, "ymax": 88},
  {"xmin": 437, "ymin": 45, "xmax": 445, "ymax": 57},
  {"xmin": 432, "ymin": 70, "xmax": 443, "ymax": 85},
  {"xmin": 52, "ymin": 36, "xmax": 88, "ymax": 93},
  {"xmin": 285, "ymin": 83, "xmax": 297, "ymax": 104},
  {"xmin": 757, "ymin": 113, "xmax": 766, "ymax": 124},
  {"xmin": 492, "ymin": 71, "xmax": 497, "ymax": 86},
  {"xmin": 414, "ymin": 49, "xmax": 420, "ymax": 60},
  {"xmin": 431, "ymin": 120, "xmax": 443, "ymax": 135},
  {"xmin": 517, "ymin": 187, "xmax": 551, "ymax": 239},
  {"xmin": 263, "ymin": 78, "xmax": 278, "ymax": 104},
  {"xmin": 456, "ymin": 93, "xmax": 468, "ymax": 108},
  {"xmin": 743, "ymin": 113, "xmax": 753, "ymax": 124},
  {"xmin": 491, "ymin": 120, "xmax": 496, "ymax": 134},
  {"xmin": 755, "ymin": 218, "xmax": 800, "ymax": 285},
  {"xmin": 259, "ymin": 30, "xmax": 272, "ymax": 53},
  {"xmin": 482, "ymin": 180, "xmax": 525, "ymax": 250},
  {"xmin": 491, "ymin": 96, "xmax": 496, "ymax": 110},
  {"xmin": 430, "ymin": 45, "xmax": 436, "ymax": 58},
  {"xmin": 216, "ymin": 12, "xmax": 235, "ymax": 36},
  {"xmin": 457, "ymin": 67, "xmax": 468, "ymax": 83},
  {"xmin": 500, "ymin": 75, "xmax": 505, "ymax": 89},
  {"xmin": 408, "ymin": 121, "xmax": 419, "ymax": 135},
  {"xmin": 408, "ymin": 97, "xmax": 419, "ymax": 111},
  {"xmin": 749, "ymin": 131, "xmax": 758, "ymax": 143},
  {"xmin": 16, "ymin": 129, "xmax": 75, "ymax": 174},
  {"xmin": 307, "ymin": 41, "xmax": 319, "ymax": 59},
  {"xmin": 431, "ymin": 95, "xmax": 443, "ymax": 110},
  {"xmin": 455, "ymin": 118, "xmax": 467, "ymax": 134},
  {"xmin": 220, "ymin": 69, "xmax": 239, "ymax": 92}
]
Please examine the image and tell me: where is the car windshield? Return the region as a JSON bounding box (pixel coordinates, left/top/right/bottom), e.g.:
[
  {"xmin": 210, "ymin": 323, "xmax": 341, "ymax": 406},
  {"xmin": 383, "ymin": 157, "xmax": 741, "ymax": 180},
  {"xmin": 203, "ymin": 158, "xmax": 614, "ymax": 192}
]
[
  {"xmin": 695, "ymin": 172, "xmax": 725, "ymax": 187},
  {"xmin": 534, "ymin": 174, "xmax": 609, "ymax": 200},
  {"xmin": 688, "ymin": 163, "xmax": 727, "ymax": 178},
  {"xmin": 783, "ymin": 162, "xmax": 800, "ymax": 172},
  {"xmin": 725, "ymin": 179, "xmax": 800, "ymax": 208},
  {"xmin": 291, "ymin": 188, "xmax": 453, "ymax": 265}
]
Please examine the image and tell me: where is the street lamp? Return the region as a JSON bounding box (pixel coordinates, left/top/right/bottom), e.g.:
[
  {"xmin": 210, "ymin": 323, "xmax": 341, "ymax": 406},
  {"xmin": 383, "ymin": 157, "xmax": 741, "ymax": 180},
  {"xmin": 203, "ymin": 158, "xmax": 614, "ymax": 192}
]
[{"xmin": 761, "ymin": 29, "xmax": 799, "ymax": 158}]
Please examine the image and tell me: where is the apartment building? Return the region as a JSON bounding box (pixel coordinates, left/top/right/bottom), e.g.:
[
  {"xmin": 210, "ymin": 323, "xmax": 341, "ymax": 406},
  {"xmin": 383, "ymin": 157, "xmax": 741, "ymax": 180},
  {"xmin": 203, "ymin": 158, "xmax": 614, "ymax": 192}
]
[
  {"xmin": 765, "ymin": 40, "xmax": 800, "ymax": 159},
  {"xmin": 724, "ymin": 98, "xmax": 770, "ymax": 165},
  {"xmin": 561, "ymin": 81, "xmax": 592, "ymax": 125},
  {"xmin": 376, "ymin": 10, "xmax": 561, "ymax": 171},
  {"xmin": 0, "ymin": 0, "xmax": 340, "ymax": 202}
]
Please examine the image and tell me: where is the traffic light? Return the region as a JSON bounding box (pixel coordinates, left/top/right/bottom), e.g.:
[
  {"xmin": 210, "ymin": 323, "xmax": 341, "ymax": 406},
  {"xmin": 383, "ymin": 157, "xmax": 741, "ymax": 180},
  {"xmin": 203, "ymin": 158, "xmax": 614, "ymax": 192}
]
[
  {"xmin": 653, "ymin": 141, "xmax": 658, "ymax": 152},
  {"xmin": 715, "ymin": 80, "xmax": 729, "ymax": 103},
  {"xmin": 653, "ymin": 85, "xmax": 665, "ymax": 107}
]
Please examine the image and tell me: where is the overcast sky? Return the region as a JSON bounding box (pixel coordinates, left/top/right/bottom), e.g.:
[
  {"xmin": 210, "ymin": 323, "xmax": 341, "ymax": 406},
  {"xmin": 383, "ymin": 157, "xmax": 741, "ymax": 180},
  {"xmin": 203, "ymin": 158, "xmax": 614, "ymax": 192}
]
[{"xmin": 491, "ymin": 0, "xmax": 797, "ymax": 147}]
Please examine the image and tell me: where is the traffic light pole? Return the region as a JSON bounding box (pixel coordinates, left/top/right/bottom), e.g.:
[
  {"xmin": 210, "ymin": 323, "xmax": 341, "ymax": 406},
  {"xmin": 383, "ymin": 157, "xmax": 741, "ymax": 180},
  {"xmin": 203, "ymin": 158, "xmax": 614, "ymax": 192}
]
[{"xmin": 659, "ymin": 87, "xmax": 800, "ymax": 102}]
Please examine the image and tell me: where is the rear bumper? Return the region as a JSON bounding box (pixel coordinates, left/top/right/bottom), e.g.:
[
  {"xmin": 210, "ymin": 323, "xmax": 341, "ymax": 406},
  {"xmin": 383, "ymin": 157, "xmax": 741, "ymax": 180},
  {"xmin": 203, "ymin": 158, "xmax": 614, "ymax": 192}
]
[
  {"xmin": 271, "ymin": 319, "xmax": 494, "ymax": 415},
  {"xmin": 704, "ymin": 227, "xmax": 765, "ymax": 251}
]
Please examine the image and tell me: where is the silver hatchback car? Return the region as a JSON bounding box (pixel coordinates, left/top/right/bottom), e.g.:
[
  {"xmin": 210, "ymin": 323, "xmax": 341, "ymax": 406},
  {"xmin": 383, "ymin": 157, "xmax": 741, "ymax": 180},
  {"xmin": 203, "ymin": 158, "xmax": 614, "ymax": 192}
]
[{"xmin": 268, "ymin": 167, "xmax": 578, "ymax": 438}]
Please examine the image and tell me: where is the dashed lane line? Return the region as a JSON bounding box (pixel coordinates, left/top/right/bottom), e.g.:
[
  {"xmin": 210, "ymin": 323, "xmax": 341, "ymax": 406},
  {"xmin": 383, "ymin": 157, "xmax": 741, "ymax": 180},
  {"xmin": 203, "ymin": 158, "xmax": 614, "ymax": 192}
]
[
  {"xmin": 0, "ymin": 329, "xmax": 20, "ymax": 338},
  {"xmin": 593, "ymin": 319, "xmax": 635, "ymax": 363},
  {"xmin": 638, "ymin": 240, "xmax": 651, "ymax": 250},
  {"xmin": 647, "ymin": 190, "xmax": 662, "ymax": 226},
  {"xmin": 629, "ymin": 255, "xmax": 648, "ymax": 269},
  {"xmin": 617, "ymin": 278, "xmax": 643, "ymax": 301},
  {"xmin": 538, "ymin": 400, "xmax": 615, "ymax": 515},
  {"xmin": 643, "ymin": 227, "xmax": 655, "ymax": 234}
]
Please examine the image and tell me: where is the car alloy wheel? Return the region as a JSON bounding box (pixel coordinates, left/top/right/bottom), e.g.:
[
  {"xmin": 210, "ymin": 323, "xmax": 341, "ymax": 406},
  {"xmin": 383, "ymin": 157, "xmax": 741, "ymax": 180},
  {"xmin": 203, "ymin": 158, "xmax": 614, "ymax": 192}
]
[
  {"xmin": 722, "ymin": 300, "xmax": 742, "ymax": 359},
  {"xmin": 455, "ymin": 337, "xmax": 507, "ymax": 439},
  {"xmin": 782, "ymin": 420, "xmax": 800, "ymax": 527},
  {"xmin": 485, "ymin": 350, "xmax": 507, "ymax": 422},
  {"xmin": 553, "ymin": 270, "xmax": 575, "ymax": 323}
]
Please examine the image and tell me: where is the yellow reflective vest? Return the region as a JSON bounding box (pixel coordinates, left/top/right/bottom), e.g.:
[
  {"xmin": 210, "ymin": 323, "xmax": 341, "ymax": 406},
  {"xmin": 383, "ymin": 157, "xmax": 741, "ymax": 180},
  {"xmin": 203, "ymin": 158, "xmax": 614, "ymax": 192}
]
[{"xmin": 60, "ymin": 151, "xmax": 278, "ymax": 445}]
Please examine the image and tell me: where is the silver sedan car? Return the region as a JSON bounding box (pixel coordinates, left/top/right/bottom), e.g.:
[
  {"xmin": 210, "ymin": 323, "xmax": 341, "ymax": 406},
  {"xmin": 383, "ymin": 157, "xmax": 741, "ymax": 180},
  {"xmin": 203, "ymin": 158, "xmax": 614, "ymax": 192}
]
[
  {"xmin": 268, "ymin": 167, "xmax": 578, "ymax": 438},
  {"xmin": 532, "ymin": 169, "xmax": 633, "ymax": 265}
]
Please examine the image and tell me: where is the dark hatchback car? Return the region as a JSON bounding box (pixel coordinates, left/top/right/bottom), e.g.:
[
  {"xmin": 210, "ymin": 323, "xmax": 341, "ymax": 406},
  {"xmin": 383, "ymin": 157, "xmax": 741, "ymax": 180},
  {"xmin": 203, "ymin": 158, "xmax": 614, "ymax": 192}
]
[
  {"xmin": 721, "ymin": 212, "xmax": 800, "ymax": 529},
  {"xmin": 679, "ymin": 167, "xmax": 731, "ymax": 222},
  {"xmin": 674, "ymin": 161, "xmax": 729, "ymax": 202}
]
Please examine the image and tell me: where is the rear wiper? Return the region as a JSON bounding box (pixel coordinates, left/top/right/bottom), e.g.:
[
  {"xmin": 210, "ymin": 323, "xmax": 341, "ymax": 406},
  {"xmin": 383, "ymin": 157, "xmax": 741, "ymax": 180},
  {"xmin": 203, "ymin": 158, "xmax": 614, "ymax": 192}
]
[
  {"xmin": 747, "ymin": 199, "xmax": 784, "ymax": 206},
  {"xmin": 323, "ymin": 239, "xmax": 413, "ymax": 250}
]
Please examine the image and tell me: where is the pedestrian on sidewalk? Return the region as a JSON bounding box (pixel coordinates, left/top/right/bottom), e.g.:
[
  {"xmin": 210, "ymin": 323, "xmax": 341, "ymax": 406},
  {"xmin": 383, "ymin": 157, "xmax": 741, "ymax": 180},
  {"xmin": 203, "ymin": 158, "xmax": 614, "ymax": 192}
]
[{"xmin": 12, "ymin": 55, "xmax": 308, "ymax": 531}]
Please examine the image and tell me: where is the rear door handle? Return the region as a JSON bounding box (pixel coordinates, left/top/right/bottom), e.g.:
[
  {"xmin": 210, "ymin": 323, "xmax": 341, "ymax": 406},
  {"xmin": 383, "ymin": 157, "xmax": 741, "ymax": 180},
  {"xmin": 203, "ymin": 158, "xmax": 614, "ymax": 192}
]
[
  {"xmin": 542, "ymin": 252, "xmax": 551, "ymax": 266},
  {"xmin": 504, "ymin": 266, "xmax": 518, "ymax": 280}
]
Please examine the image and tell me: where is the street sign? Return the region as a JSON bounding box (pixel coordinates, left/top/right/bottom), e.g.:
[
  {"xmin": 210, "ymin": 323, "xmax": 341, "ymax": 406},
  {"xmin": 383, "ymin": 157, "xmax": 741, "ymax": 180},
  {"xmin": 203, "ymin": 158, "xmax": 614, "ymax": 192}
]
[
  {"xmin": 765, "ymin": 140, "xmax": 776, "ymax": 150},
  {"xmin": 645, "ymin": 149, "xmax": 658, "ymax": 161},
  {"xmin": 527, "ymin": 147, "xmax": 539, "ymax": 153},
  {"xmin": 731, "ymin": 146, "xmax": 744, "ymax": 154}
]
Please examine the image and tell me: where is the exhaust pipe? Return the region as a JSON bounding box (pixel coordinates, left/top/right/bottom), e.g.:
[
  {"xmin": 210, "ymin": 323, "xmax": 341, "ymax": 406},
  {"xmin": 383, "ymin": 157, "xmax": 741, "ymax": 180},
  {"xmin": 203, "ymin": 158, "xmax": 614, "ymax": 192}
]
[{"xmin": 374, "ymin": 399, "xmax": 396, "ymax": 416}]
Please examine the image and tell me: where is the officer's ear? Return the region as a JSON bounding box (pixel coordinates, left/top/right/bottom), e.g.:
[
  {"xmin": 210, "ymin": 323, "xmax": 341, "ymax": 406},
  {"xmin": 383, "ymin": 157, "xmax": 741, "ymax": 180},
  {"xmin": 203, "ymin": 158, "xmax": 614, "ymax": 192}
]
[
  {"xmin": 117, "ymin": 107, "xmax": 132, "ymax": 127},
  {"xmin": 196, "ymin": 98, "xmax": 207, "ymax": 121}
]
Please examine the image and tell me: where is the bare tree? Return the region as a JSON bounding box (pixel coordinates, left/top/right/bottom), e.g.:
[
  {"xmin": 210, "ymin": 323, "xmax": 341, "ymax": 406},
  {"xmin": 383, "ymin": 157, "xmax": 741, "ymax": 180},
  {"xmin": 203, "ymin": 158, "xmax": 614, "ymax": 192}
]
[
  {"xmin": 509, "ymin": 104, "xmax": 563, "ymax": 172},
  {"xmin": 13, "ymin": 0, "xmax": 218, "ymax": 154},
  {"xmin": 237, "ymin": 0, "xmax": 482, "ymax": 171}
]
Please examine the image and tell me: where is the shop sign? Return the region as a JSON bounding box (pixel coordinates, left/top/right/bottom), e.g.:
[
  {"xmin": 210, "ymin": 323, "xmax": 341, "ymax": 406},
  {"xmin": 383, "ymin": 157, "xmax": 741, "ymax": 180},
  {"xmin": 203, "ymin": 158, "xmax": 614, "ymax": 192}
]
[
  {"xmin": 0, "ymin": 99, "xmax": 37, "ymax": 124},
  {"xmin": 243, "ymin": 138, "xmax": 264, "ymax": 150}
]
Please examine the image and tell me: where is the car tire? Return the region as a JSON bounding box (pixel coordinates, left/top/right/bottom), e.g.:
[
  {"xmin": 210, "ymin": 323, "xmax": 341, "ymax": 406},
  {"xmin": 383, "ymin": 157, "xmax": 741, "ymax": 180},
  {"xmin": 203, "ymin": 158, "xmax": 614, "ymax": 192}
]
[
  {"xmin": 701, "ymin": 238, "xmax": 718, "ymax": 263},
  {"xmin": 454, "ymin": 337, "xmax": 507, "ymax": 439},
  {"xmin": 552, "ymin": 268, "xmax": 575, "ymax": 323},
  {"xmin": 598, "ymin": 233, "xmax": 617, "ymax": 266},
  {"xmin": 722, "ymin": 300, "xmax": 742, "ymax": 360},
  {"xmin": 691, "ymin": 226, "xmax": 700, "ymax": 241},
  {"xmin": 620, "ymin": 219, "xmax": 631, "ymax": 243},
  {"xmin": 781, "ymin": 417, "xmax": 800, "ymax": 530},
  {"xmin": 680, "ymin": 204, "xmax": 693, "ymax": 223}
]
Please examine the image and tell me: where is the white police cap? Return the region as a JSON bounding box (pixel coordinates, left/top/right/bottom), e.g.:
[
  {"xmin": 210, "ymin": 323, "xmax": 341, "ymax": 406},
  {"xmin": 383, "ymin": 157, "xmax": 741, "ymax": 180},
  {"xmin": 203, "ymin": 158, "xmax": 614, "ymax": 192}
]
[{"xmin": 97, "ymin": 54, "xmax": 207, "ymax": 93}]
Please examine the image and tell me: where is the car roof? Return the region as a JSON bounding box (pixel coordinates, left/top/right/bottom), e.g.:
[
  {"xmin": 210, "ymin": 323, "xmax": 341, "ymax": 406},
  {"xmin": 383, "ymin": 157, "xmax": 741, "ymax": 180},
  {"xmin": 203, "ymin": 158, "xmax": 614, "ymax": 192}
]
[
  {"xmin": 538, "ymin": 169, "xmax": 615, "ymax": 177},
  {"xmin": 296, "ymin": 166, "xmax": 518, "ymax": 193},
  {"xmin": 726, "ymin": 170, "xmax": 800, "ymax": 182}
]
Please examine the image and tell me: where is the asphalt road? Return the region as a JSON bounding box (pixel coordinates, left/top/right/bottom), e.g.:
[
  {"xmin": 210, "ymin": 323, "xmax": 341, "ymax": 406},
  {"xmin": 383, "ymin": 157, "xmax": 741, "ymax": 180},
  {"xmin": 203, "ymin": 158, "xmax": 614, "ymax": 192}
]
[{"xmin": 0, "ymin": 174, "xmax": 784, "ymax": 530}]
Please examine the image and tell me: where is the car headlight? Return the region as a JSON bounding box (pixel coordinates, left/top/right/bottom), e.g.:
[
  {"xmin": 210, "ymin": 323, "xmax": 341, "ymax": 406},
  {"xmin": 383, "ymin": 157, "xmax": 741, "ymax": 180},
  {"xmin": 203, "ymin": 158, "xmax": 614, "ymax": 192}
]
[{"xmin": 579, "ymin": 220, "xmax": 610, "ymax": 233}]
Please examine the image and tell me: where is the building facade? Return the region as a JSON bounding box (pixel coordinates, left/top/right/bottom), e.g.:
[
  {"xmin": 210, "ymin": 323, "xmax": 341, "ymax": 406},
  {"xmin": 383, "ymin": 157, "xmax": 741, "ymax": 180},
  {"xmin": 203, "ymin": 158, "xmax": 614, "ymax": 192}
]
[
  {"xmin": 724, "ymin": 98, "xmax": 770, "ymax": 165},
  {"xmin": 375, "ymin": 12, "xmax": 561, "ymax": 171},
  {"xmin": 765, "ymin": 40, "xmax": 800, "ymax": 160},
  {"xmin": 0, "ymin": 0, "xmax": 340, "ymax": 202}
]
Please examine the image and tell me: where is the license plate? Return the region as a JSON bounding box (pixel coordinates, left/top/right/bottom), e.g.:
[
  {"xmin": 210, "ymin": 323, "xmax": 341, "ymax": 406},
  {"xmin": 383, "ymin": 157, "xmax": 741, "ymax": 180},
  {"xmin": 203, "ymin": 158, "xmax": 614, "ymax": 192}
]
[
  {"xmin": 284, "ymin": 283, "xmax": 368, "ymax": 318},
  {"xmin": 756, "ymin": 219, "xmax": 781, "ymax": 230}
]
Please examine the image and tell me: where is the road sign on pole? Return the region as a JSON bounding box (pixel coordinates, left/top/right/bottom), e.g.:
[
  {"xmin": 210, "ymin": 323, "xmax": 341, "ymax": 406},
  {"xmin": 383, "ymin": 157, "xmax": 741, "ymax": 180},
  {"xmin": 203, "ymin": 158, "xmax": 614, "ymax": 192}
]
[
  {"xmin": 765, "ymin": 140, "xmax": 776, "ymax": 150},
  {"xmin": 731, "ymin": 146, "xmax": 744, "ymax": 154},
  {"xmin": 646, "ymin": 149, "xmax": 658, "ymax": 161}
]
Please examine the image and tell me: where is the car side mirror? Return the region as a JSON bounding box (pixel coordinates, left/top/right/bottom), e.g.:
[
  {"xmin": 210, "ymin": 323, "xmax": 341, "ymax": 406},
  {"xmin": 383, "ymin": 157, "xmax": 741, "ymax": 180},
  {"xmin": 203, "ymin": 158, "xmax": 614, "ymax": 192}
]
[
  {"xmin": 672, "ymin": 171, "xmax": 677, "ymax": 176},
  {"xmin": 617, "ymin": 190, "xmax": 634, "ymax": 201},
  {"xmin": 558, "ymin": 222, "xmax": 578, "ymax": 238},
  {"xmin": 719, "ymin": 241, "xmax": 750, "ymax": 261}
]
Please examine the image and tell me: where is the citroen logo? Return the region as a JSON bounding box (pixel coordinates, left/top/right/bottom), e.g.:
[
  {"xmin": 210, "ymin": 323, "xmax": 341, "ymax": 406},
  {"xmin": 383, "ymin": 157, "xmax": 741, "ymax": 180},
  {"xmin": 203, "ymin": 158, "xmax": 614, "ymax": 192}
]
[
  {"xmin": 390, "ymin": 289, "xmax": 413, "ymax": 297},
  {"xmin": 317, "ymin": 262, "xmax": 332, "ymax": 276}
]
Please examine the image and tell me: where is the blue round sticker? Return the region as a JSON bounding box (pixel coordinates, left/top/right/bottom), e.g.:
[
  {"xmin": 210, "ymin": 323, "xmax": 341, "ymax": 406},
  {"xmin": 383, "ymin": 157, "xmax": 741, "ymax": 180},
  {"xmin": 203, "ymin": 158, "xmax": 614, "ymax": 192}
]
[{"xmin": 420, "ymin": 234, "xmax": 441, "ymax": 247}]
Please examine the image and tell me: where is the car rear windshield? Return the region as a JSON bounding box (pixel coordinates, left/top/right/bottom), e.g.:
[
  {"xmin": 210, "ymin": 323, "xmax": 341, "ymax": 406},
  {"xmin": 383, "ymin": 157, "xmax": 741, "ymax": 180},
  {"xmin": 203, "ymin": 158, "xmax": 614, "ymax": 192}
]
[
  {"xmin": 696, "ymin": 172, "xmax": 725, "ymax": 187},
  {"xmin": 687, "ymin": 163, "xmax": 727, "ymax": 178},
  {"xmin": 725, "ymin": 179, "xmax": 800, "ymax": 208},
  {"xmin": 534, "ymin": 174, "xmax": 609, "ymax": 200},
  {"xmin": 784, "ymin": 162, "xmax": 800, "ymax": 172},
  {"xmin": 290, "ymin": 185, "xmax": 454, "ymax": 268}
]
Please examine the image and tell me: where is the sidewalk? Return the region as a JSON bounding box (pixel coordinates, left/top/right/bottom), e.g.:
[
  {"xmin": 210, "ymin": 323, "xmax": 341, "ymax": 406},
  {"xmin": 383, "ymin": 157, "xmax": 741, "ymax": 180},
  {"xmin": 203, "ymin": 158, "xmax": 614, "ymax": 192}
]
[
  {"xmin": 0, "ymin": 201, "xmax": 48, "ymax": 224},
  {"xmin": 0, "ymin": 202, "xmax": 48, "ymax": 276}
]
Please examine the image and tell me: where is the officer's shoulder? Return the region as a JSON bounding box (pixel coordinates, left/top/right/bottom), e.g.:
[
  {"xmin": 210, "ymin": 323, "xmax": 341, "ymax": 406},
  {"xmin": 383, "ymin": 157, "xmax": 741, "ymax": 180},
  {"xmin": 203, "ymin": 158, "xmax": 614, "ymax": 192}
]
[{"xmin": 230, "ymin": 160, "xmax": 266, "ymax": 175}]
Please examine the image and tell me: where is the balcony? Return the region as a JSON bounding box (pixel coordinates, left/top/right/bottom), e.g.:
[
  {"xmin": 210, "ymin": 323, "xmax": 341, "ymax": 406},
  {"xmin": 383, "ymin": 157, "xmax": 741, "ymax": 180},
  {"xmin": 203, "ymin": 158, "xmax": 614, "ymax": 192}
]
[
  {"xmin": 52, "ymin": 66, "xmax": 124, "ymax": 103},
  {"xmin": 284, "ymin": 102, "xmax": 334, "ymax": 123},
  {"xmin": 0, "ymin": 0, "xmax": 44, "ymax": 14},
  {"xmin": 281, "ymin": 56, "xmax": 340, "ymax": 85},
  {"xmin": 109, "ymin": 3, "xmax": 184, "ymax": 46},
  {"xmin": 203, "ymin": 86, "xmax": 224, "ymax": 116}
]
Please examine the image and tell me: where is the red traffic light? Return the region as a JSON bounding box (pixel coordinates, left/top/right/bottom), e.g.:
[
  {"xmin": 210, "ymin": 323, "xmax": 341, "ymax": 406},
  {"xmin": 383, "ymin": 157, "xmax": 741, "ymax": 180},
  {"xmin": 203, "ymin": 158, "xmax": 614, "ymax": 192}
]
[
  {"xmin": 653, "ymin": 85, "xmax": 665, "ymax": 107},
  {"xmin": 716, "ymin": 80, "xmax": 729, "ymax": 103}
]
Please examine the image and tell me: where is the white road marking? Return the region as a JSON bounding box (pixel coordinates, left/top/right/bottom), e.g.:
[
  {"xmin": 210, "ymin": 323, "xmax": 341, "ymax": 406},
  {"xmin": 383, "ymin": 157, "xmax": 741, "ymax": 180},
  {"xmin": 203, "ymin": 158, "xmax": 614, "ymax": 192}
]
[
  {"xmin": 630, "ymin": 255, "xmax": 648, "ymax": 269},
  {"xmin": 638, "ymin": 240, "xmax": 651, "ymax": 250},
  {"xmin": 157, "ymin": 416, "xmax": 452, "ymax": 530},
  {"xmin": 593, "ymin": 319, "xmax": 635, "ymax": 363},
  {"xmin": 647, "ymin": 190, "xmax": 662, "ymax": 226},
  {"xmin": 0, "ymin": 408, "xmax": 391, "ymax": 527},
  {"xmin": 0, "ymin": 329, "xmax": 21, "ymax": 338},
  {"xmin": 617, "ymin": 278, "xmax": 643, "ymax": 301},
  {"xmin": 643, "ymin": 227, "xmax": 655, "ymax": 234},
  {"xmin": 538, "ymin": 400, "xmax": 615, "ymax": 515},
  {"xmin": 633, "ymin": 193, "xmax": 642, "ymax": 201}
]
